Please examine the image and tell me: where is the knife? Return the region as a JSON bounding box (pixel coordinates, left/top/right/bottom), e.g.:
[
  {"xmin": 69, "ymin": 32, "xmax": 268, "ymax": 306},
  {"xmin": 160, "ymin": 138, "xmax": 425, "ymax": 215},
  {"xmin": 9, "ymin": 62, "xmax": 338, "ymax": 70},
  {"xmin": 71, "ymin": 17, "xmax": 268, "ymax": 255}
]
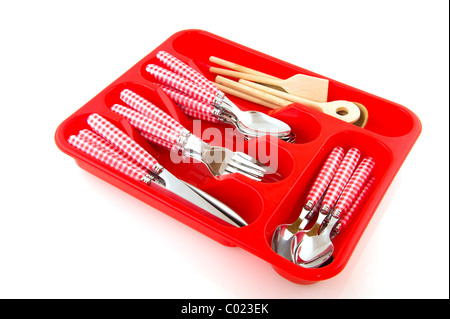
[{"xmin": 68, "ymin": 114, "xmax": 247, "ymax": 227}]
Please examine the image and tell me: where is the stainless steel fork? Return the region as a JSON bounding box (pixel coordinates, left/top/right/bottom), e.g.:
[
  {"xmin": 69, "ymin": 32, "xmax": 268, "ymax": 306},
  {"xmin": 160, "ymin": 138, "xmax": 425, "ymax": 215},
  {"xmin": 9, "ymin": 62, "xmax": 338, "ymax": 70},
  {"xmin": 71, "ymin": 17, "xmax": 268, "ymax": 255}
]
[
  {"xmin": 111, "ymin": 89, "xmax": 275, "ymax": 181},
  {"xmin": 172, "ymin": 131, "xmax": 270, "ymax": 181}
]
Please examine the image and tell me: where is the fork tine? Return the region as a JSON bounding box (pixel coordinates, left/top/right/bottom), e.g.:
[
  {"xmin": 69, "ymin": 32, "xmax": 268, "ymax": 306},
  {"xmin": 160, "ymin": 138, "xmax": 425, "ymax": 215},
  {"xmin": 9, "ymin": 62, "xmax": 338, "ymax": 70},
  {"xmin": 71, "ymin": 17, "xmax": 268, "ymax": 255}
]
[
  {"xmin": 231, "ymin": 153, "xmax": 271, "ymax": 174},
  {"xmin": 227, "ymin": 158, "xmax": 266, "ymax": 179},
  {"xmin": 233, "ymin": 152, "xmax": 274, "ymax": 174}
]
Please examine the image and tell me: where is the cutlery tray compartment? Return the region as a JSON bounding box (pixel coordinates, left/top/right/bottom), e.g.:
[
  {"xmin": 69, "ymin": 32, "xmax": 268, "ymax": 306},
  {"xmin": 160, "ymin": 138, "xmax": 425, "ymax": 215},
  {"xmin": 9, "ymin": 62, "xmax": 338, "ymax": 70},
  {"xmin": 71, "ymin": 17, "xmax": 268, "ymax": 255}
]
[{"xmin": 55, "ymin": 29, "xmax": 421, "ymax": 284}]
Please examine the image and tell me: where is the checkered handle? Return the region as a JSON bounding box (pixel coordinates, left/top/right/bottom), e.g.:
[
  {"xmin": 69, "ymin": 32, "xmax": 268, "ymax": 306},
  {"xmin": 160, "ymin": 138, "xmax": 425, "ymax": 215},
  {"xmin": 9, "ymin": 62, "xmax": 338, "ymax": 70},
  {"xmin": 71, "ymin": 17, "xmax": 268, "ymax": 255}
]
[
  {"xmin": 156, "ymin": 51, "xmax": 219, "ymax": 94},
  {"xmin": 305, "ymin": 146, "xmax": 345, "ymax": 210},
  {"xmin": 160, "ymin": 85, "xmax": 219, "ymax": 123},
  {"xmin": 333, "ymin": 157, "xmax": 375, "ymax": 219},
  {"xmin": 120, "ymin": 89, "xmax": 185, "ymax": 133},
  {"xmin": 339, "ymin": 176, "xmax": 375, "ymax": 229},
  {"xmin": 68, "ymin": 134, "xmax": 147, "ymax": 182},
  {"xmin": 87, "ymin": 113, "xmax": 160, "ymax": 173},
  {"xmin": 140, "ymin": 131, "xmax": 174, "ymax": 150},
  {"xmin": 77, "ymin": 128, "xmax": 143, "ymax": 168},
  {"xmin": 146, "ymin": 64, "xmax": 216, "ymax": 105},
  {"xmin": 111, "ymin": 104, "xmax": 186, "ymax": 150},
  {"xmin": 178, "ymin": 104, "xmax": 221, "ymax": 123},
  {"xmin": 321, "ymin": 148, "xmax": 361, "ymax": 213}
]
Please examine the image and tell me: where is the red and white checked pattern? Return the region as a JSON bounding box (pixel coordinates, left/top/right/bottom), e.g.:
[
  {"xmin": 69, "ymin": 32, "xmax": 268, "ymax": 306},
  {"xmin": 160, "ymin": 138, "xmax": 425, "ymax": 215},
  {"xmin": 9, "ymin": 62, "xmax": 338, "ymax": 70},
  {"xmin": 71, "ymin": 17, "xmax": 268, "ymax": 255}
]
[
  {"xmin": 321, "ymin": 148, "xmax": 361, "ymax": 213},
  {"xmin": 156, "ymin": 51, "xmax": 219, "ymax": 94},
  {"xmin": 146, "ymin": 64, "xmax": 216, "ymax": 105},
  {"xmin": 77, "ymin": 128, "xmax": 146, "ymax": 170},
  {"xmin": 334, "ymin": 157, "xmax": 375, "ymax": 218},
  {"xmin": 120, "ymin": 89, "xmax": 185, "ymax": 133},
  {"xmin": 160, "ymin": 85, "xmax": 220, "ymax": 123},
  {"xmin": 178, "ymin": 104, "xmax": 221, "ymax": 123},
  {"xmin": 305, "ymin": 146, "xmax": 345, "ymax": 208},
  {"xmin": 68, "ymin": 134, "xmax": 147, "ymax": 182},
  {"xmin": 87, "ymin": 113, "xmax": 159, "ymax": 173},
  {"xmin": 111, "ymin": 104, "xmax": 184, "ymax": 148},
  {"xmin": 160, "ymin": 85, "xmax": 216, "ymax": 116},
  {"xmin": 77, "ymin": 129, "xmax": 149, "ymax": 175},
  {"xmin": 339, "ymin": 176, "xmax": 375, "ymax": 229},
  {"xmin": 140, "ymin": 131, "xmax": 174, "ymax": 150}
]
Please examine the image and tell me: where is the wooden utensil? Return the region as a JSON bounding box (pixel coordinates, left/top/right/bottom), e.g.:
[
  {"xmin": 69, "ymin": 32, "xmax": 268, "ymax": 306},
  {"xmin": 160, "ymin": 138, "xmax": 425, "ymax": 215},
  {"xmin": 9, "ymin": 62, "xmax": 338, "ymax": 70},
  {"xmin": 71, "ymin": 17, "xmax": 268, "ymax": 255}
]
[
  {"xmin": 214, "ymin": 83, "xmax": 280, "ymax": 110},
  {"xmin": 215, "ymin": 76, "xmax": 361, "ymax": 124},
  {"xmin": 210, "ymin": 56, "xmax": 329, "ymax": 102},
  {"xmin": 240, "ymin": 79, "xmax": 361, "ymax": 124}
]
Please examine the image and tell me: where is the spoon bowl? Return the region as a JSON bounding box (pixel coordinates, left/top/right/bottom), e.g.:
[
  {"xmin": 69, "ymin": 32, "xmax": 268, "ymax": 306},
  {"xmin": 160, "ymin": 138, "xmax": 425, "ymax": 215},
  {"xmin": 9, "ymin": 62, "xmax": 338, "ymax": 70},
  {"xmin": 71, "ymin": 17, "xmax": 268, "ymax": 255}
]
[
  {"xmin": 293, "ymin": 217, "xmax": 338, "ymax": 268},
  {"xmin": 271, "ymin": 146, "xmax": 346, "ymax": 261},
  {"xmin": 221, "ymin": 96, "xmax": 292, "ymax": 137},
  {"xmin": 294, "ymin": 159, "xmax": 376, "ymax": 268},
  {"xmin": 271, "ymin": 218, "xmax": 304, "ymax": 260}
]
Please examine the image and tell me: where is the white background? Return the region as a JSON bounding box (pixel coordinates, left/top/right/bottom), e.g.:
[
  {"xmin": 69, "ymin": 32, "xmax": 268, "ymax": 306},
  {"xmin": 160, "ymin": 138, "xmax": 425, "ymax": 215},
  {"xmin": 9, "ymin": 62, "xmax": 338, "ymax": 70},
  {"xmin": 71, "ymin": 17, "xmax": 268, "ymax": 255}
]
[{"xmin": 0, "ymin": 0, "xmax": 448, "ymax": 299}]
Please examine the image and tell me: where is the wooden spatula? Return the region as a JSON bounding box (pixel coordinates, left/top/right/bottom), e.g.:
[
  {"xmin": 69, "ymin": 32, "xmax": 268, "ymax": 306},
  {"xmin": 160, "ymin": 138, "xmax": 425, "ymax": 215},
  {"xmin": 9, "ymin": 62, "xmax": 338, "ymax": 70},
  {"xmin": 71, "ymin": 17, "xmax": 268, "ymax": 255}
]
[{"xmin": 209, "ymin": 56, "xmax": 329, "ymax": 102}]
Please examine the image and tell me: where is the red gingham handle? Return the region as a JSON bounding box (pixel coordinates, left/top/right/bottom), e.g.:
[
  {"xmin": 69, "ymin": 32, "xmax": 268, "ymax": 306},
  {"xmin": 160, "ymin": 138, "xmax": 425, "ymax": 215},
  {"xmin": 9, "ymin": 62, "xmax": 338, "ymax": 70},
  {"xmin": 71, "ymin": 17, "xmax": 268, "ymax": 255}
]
[
  {"xmin": 111, "ymin": 104, "xmax": 184, "ymax": 149},
  {"xmin": 334, "ymin": 157, "xmax": 376, "ymax": 218},
  {"xmin": 87, "ymin": 113, "xmax": 160, "ymax": 173},
  {"xmin": 156, "ymin": 51, "xmax": 219, "ymax": 94},
  {"xmin": 161, "ymin": 85, "xmax": 216, "ymax": 116},
  {"xmin": 178, "ymin": 104, "xmax": 221, "ymax": 123},
  {"xmin": 76, "ymin": 130, "xmax": 148, "ymax": 176},
  {"xmin": 305, "ymin": 146, "xmax": 345, "ymax": 209},
  {"xmin": 140, "ymin": 131, "xmax": 174, "ymax": 150},
  {"xmin": 321, "ymin": 148, "xmax": 361, "ymax": 213},
  {"xmin": 339, "ymin": 176, "xmax": 375, "ymax": 229},
  {"xmin": 120, "ymin": 89, "xmax": 185, "ymax": 133},
  {"xmin": 160, "ymin": 85, "xmax": 219, "ymax": 123},
  {"xmin": 146, "ymin": 64, "xmax": 216, "ymax": 105},
  {"xmin": 68, "ymin": 134, "xmax": 147, "ymax": 182},
  {"xmin": 77, "ymin": 129, "xmax": 145, "ymax": 168}
]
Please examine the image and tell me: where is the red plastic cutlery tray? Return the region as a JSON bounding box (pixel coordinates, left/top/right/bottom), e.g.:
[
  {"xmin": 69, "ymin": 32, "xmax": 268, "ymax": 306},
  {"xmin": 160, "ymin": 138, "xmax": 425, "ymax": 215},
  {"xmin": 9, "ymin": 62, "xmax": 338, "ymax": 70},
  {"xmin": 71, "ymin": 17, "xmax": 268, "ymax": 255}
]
[{"xmin": 55, "ymin": 29, "xmax": 422, "ymax": 284}]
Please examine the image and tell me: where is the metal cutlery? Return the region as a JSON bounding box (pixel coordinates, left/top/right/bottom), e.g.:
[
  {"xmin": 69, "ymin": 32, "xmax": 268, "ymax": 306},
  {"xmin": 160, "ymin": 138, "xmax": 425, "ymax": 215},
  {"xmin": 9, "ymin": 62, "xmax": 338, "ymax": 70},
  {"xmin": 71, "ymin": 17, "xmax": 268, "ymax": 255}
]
[
  {"xmin": 111, "ymin": 89, "xmax": 275, "ymax": 182},
  {"xmin": 272, "ymin": 147, "xmax": 362, "ymax": 261},
  {"xmin": 299, "ymin": 148, "xmax": 361, "ymax": 234},
  {"xmin": 160, "ymin": 84, "xmax": 295, "ymax": 143},
  {"xmin": 271, "ymin": 146, "xmax": 345, "ymax": 260},
  {"xmin": 146, "ymin": 51, "xmax": 294, "ymax": 142},
  {"xmin": 68, "ymin": 114, "xmax": 248, "ymax": 227},
  {"xmin": 293, "ymin": 160, "xmax": 375, "ymax": 268}
]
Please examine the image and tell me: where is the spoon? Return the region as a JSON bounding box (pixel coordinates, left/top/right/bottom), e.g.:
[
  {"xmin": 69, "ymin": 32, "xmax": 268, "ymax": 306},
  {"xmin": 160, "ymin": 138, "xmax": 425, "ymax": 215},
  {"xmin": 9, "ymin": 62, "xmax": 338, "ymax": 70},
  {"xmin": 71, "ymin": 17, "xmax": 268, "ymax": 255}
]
[
  {"xmin": 218, "ymin": 94, "xmax": 292, "ymax": 137},
  {"xmin": 150, "ymin": 51, "xmax": 293, "ymax": 139},
  {"xmin": 286, "ymin": 147, "xmax": 361, "ymax": 261},
  {"xmin": 146, "ymin": 64, "xmax": 292, "ymax": 140},
  {"xmin": 271, "ymin": 146, "xmax": 345, "ymax": 260},
  {"xmin": 294, "ymin": 158, "xmax": 375, "ymax": 268}
]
